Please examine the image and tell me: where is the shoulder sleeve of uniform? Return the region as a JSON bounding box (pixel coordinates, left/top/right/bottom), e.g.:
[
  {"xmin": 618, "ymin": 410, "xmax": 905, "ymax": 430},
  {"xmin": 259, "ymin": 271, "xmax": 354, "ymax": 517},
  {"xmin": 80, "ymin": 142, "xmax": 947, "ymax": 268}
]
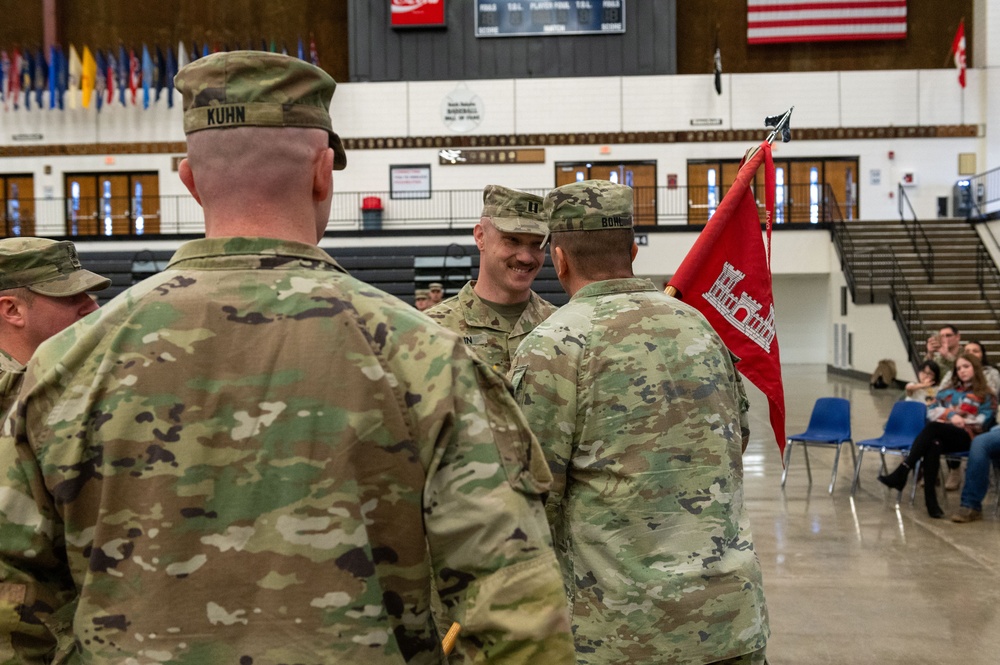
[
  {"xmin": 509, "ymin": 314, "xmax": 585, "ymax": 529},
  {"xmin": 423, "ymin": 343, "xmax": 572, "ymax": 662},
  {"xmin": 0, "ymin": 390, "xmax": 76, "ymax": 662}
]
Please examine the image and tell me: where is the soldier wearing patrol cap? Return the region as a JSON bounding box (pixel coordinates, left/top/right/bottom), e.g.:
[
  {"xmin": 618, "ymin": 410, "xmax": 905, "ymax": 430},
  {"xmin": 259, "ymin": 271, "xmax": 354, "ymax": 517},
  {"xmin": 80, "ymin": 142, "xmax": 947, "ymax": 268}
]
[
  {"xmin": 0, "ymin": 52, "xmax": 572, "ymax": 664},
  {"xmin": 413, "ymin": 287, "xmax": 431, "ymax": 311},
  {"xmin": 427, "ymin": 184, "xmax": 558, "ymax": 375},
  {"xmin": 427, "ymin": 281, "xmax": 444, "ymax": 304},
  {"xmin": 0, "ymin": 237, "xmax": 109, "ymax": 419},
  {"xmin": 510, "ymin": 180, "xmax": 770, "ymax": 665}
]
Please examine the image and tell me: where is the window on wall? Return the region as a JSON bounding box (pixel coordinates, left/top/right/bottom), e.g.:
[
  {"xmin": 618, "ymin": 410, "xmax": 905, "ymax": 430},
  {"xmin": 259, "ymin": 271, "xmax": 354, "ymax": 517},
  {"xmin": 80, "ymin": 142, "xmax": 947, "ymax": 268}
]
[
  {"xmin": 707, "ymin": 168, "xmax": 718, "ymax": 219},
  {"xmin": 775, "ymin": 167, "xmax": 785, "ymax": 224},
  {"xmin": 63, "ymin": 172, "xmax": 160, "ymax": 236},
  {"xmin": 809, "ymin": 167, "xmax": 820, "ymax": 224},
  {"xmin": 1, "ymin": 174, "xmax": 35, "ymax": 237}
]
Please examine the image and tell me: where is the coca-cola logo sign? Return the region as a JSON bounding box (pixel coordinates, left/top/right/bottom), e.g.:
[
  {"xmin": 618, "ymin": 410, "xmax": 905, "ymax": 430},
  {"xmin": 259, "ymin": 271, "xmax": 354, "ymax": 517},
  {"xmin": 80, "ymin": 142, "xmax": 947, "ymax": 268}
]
[{"xmin": 391, "ymin": 0, "xmax": 446, "ymax": 27}]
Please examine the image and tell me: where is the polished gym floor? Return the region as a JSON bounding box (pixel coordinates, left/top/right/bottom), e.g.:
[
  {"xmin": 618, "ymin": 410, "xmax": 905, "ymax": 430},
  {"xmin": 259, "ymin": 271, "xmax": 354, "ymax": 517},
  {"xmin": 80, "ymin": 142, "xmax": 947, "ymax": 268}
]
[{"xmin": 745, "ymin": 365, "xmax": 1000, "ymax": 665}]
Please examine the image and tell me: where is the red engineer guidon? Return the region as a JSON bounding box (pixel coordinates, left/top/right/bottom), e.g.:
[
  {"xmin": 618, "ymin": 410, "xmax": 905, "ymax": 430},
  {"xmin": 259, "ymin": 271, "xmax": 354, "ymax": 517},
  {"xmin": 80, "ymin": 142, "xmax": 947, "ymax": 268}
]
[{"xmin": 668, "ymin": 141, "xmax": 786, "ymax": 455}]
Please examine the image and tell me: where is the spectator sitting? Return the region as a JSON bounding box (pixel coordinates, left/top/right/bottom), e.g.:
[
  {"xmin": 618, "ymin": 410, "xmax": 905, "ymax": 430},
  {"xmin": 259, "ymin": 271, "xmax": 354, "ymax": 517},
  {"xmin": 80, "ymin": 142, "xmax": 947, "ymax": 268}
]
[
  {"xmin": 878, "ymin": 353, "xmax": 996, "ymax": 518},
  {"xmin": 925, "ymin": 324, "xmax": 961, "ymax": 376},
  {"xmin": 951, "ymin": 423, "xmax": 1000, "ymax": 522},
  {"xmin": 905, "ymin": 359, "xmax": 941, "ymax": 406},
  {"xmin": 936, "ymin": 341, "xmax": 999, "ymax": 491},
  {"xmin": 940, "ymin": 340, "xmax": 1000, "ymax": 397}
]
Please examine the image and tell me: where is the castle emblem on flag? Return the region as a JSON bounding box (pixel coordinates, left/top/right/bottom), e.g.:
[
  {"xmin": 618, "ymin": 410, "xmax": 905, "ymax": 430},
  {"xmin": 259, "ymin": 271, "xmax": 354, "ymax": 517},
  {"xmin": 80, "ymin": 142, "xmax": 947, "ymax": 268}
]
[{"xmin": 703, "ymin": 261, "xmax": 776, "ymax": 352}]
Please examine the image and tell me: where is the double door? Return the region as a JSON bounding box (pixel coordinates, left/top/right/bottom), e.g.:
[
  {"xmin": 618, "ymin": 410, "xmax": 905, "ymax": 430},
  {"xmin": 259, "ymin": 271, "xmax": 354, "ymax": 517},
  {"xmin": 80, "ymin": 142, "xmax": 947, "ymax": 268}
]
[
  {"xmin": 64, "ymin": 172, "xmax": 160, "ymax": 236},
  {"xmin": 554, "ymin": 162, "xmax": 657, "ymax": 226},
  {"xmin": 686, "ymin": 158, "xmax": 859, "ymax": 225}
]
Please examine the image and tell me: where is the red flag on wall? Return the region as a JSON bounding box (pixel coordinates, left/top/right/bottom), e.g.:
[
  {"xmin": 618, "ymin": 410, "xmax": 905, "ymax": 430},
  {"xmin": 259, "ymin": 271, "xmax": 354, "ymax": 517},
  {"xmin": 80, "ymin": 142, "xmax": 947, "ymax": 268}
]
[
  {"xmin": 951, "ymin": 19, "xmax": 967, "ymax": 88},
  {"xmin": 667, "ymin": 141, "xmax": 786, "ymax": 455}
]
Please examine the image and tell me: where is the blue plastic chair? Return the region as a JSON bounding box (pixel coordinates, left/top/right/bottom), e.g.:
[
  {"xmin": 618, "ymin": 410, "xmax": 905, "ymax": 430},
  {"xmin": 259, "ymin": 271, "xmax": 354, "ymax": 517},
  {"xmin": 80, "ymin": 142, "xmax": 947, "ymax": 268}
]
[
  {"xmin": 850, "ymin": 400, "xmax": 926, "ymax": 496},
  {"xmin": 782, "ymin": 397, "xmax": 853, "ymax": 494}
]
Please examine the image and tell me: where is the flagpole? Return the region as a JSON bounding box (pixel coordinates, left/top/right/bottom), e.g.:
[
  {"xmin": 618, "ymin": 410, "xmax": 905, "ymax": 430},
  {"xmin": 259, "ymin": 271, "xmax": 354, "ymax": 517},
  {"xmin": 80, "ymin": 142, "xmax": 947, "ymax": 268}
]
[{"xmin": 665, "ymin": 106, "xmax": 794, "ymax": 298}]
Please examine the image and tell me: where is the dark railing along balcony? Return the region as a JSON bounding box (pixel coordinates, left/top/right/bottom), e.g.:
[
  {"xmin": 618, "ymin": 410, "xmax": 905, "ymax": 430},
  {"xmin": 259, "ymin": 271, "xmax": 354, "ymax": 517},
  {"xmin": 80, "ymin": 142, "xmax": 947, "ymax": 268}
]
[{"xmin": 1, "ymin": 183, "xmax": 843, "ymax": 239}]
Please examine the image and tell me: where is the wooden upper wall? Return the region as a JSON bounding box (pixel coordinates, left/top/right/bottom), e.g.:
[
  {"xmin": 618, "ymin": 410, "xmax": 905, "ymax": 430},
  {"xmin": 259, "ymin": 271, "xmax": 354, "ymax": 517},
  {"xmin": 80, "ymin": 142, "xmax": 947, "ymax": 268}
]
[
  {"xmin": 0, "ymin": 0, "xmax": 972, "ymax": 83},
  {"xmin": 677, "ymin": 0, "xmax": 973, "ymax": 75},
  {"xmin": 0, "ymin": 0, "xmax": 351, "ymax": 82}
]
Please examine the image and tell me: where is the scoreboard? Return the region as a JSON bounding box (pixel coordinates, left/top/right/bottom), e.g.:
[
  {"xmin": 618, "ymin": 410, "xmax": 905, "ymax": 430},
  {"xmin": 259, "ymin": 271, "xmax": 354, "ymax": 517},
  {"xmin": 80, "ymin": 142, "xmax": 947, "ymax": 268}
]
[{"xmin": 475, "ymin": 1, "xmax": 625, "ymax": 38}]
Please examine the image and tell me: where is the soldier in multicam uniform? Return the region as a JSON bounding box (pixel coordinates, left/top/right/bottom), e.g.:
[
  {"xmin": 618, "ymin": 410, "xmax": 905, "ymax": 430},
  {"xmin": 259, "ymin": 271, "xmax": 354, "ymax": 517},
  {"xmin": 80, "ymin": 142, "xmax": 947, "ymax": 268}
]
[
  {"xmin": 427, "ymin": 281, "xmax": 444, "ymax": 305},
  {"xmin": 0, "ymin": 52, "xmax": 573, "ymax": 665},
  {"xmin": 0, "ymin": 237, "xmax": 109, "ymax": 419},
  {"xmin": 509, "ymin": 180, "xmax": 769, "ymax": 665},
  {"xmin": 426, "ymin": 185, "xmax": 557, "ymax": 375},
  {"xmin": 414, "ymin": 287, "xmax": 431, "ymax": 311}
]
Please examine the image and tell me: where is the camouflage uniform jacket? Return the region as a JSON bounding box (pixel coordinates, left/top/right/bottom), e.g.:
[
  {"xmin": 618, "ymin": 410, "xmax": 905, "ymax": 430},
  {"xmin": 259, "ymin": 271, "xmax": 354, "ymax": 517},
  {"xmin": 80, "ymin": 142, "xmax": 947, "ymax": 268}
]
[
  {"xmin": 509, "ymin": 277, "xmax": 769, "ymax": 664},
  {"xmin": 0, "ymin": 237, "xmax": 573, "ymax": 665},
  {"xmin": 426, "ymin": 280, "xmax": 557, "ymax": 376},
  {"xmin": 0, "ymin": 349, "xmax": 24, "ymax": 423}
]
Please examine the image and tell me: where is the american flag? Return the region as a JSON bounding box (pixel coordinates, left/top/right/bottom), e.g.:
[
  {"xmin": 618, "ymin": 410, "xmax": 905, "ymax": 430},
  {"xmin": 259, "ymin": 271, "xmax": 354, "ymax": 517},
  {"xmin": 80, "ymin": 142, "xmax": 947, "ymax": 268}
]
[{"xmin": 747, "ymin": 0, "xmax": 907, "ymax": 45}]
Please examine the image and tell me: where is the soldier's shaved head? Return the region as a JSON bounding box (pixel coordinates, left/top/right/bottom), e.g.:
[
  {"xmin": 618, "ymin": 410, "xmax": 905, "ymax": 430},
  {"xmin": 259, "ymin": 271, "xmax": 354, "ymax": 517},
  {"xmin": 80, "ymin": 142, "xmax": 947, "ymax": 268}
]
[
  {"xmin": 181, "ymin": 126, "xmax": 333, "ymax": 242},
  {"xmin": 550, "ymin": 228, "xmax": 635, "ymax": 282}
]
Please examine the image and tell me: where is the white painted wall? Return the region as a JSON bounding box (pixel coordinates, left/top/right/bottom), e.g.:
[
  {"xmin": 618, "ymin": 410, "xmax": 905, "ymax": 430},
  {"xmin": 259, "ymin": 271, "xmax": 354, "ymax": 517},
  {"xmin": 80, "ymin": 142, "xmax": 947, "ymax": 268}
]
[
  {"xmin": 0, "ymin": 68, "xmax": 985, "ymax": 223},
  {"xmin": 0, "ymin": 68, "xmax": 987, "ymax": 374}
]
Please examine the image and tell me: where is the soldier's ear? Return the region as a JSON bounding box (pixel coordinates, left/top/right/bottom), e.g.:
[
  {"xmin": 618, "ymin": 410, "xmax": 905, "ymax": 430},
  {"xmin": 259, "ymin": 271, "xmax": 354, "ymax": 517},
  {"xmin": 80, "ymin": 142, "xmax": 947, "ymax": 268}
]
[
  {"xmin": 178, "ymin": 159, "xmax": 202, "ymax": 206},
  {"xmin": 0, "ymin": 295, "xmax": 26, "ymax": 328},
  {"xmin": 630, "ymin": 241, "xmax": 639, "ymax": 262},
  {"xmin": 313, "ymin": 148, "xmax": 334, "ymax": 203},
  {"xmin": 473, "ymin": 222, "xmax": 486, "ymax": 250},
  {"xmin": 552, "ymin": 246, "xmax": 569, "ymax": 280}
]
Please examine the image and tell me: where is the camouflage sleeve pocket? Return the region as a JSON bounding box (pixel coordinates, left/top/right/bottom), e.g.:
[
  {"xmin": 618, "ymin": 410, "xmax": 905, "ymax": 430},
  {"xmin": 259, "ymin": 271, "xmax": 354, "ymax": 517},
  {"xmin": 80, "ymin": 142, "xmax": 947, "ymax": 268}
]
[{"xmin": 475, "ymin": 362, "xmax": 552, "ymax": 497}]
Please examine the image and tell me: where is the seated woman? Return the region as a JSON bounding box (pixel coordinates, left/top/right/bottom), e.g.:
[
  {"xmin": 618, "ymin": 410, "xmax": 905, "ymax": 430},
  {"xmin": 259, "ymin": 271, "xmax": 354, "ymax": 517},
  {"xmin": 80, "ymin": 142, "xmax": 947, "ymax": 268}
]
[
  {"xmin": 936, "ymin": 341, "xmax": 999, "ymax": 490},
  {"xmin": 939, "ymin": 341, "xmax": 1000, "ymax": 396},
  {"xmin": 878, "ymin": 353, "xmax": 997, "ymax": 518},
  {"xmin": 904, "ymin": 359, "xmax": 941, "ymax": 406}
]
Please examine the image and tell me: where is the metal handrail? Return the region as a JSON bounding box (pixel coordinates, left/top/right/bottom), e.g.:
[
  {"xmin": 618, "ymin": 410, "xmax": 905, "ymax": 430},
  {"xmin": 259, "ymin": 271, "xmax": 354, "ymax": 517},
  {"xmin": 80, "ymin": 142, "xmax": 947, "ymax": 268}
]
[
  {"xmin": 897, "ymin": 183, "xmax": 935, "ymax": 283},
  {"xmin": 976, "ymin": 244, "xmax": 1000, "ymax": 325},
  {"xmin": 1, "ymin": 183, "xmax": 845, "ymax": 238},
  {"xmin": 960, "ymin": 165, "xmax": 1000, "ymax": 220},
  {"xmin": 828, "ymin": 191, "xmax": 857, "ymax": 296},
  {"xmin": 830, "ymin": 219, "xmax": 928, "ymax": 373}
]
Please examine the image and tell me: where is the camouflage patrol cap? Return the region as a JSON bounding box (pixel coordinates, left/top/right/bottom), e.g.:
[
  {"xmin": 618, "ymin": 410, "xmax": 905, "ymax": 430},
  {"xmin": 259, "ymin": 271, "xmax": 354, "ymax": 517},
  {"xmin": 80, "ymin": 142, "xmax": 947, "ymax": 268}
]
[
  {"xmin": 174, "ymin": 50, "xmax": 347, "ymax": 170},
  {"xmin": 414, "ymin": 289, "xmax": 429, "ymax": 300},
  {"xmin": 541, "ymin": 180, "xmax": 633, "ymax": 248},
  {"xmin": 428, "ymin": 282, "xmax": 443, "ymax": 291},
  {"xmin": 481, "ymin": 185, "xmax": 546, "ymax": 236},
  {"xmin": 0, "ymin": 238, "xmax": 110, "ymax": 296}
]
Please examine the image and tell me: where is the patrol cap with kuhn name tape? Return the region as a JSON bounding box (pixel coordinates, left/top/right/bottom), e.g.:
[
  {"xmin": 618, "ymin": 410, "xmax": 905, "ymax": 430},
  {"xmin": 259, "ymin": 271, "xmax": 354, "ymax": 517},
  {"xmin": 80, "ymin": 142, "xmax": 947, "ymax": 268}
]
[
  {"xmin": 174, "ymin": 50, "xmax": 347, "ymax": 170},
  {"xmin": 540, "ymin": 180, "xmax": 633, "ymax": 247},
  {"xmin": 481, "ymin": 185, "xmax": 547, "ymax": 236}
]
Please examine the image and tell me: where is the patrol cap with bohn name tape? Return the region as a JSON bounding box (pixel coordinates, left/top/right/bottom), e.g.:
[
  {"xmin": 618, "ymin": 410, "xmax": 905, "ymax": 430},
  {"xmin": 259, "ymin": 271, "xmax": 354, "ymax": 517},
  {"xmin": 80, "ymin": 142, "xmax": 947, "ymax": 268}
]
[{"xmin": 541, "ymin": 180, "xmax": 633, "ymax": 248}]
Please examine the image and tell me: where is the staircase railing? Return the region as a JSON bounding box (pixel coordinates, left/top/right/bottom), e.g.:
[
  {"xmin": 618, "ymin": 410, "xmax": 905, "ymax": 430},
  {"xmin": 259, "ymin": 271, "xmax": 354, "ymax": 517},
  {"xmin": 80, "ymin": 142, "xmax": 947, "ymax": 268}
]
[
  {"xmin": 975, "ymin": 244, "xmax": 1000, "ymax": 325},
  {"xmin": 897, "ymin": 183, "xmax": 935, "ymax": 283},
  {"xmin": 882, "ymin": 246, "xmax": 930, "ymax": 372},
  {"xmin": 830, "ymin": 221, "xmax": 929, "ymax": 372},
  {"xmin": 960, "ymin": 165, "xmax": 1000, "ymax": 220}
]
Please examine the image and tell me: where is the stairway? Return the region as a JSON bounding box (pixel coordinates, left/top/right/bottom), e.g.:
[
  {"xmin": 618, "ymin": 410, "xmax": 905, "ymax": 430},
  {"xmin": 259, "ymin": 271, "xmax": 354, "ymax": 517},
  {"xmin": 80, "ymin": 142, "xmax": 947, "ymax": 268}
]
[{"xmin": 839, "ymin": 218, "xmax": 1000, "ymax": 364}]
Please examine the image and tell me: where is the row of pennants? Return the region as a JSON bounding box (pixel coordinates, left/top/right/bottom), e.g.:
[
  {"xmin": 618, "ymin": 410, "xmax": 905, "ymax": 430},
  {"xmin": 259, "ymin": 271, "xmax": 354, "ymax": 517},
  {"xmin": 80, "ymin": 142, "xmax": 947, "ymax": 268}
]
[{"xmin": 0, "ymin": 39, "xmax": 320, "ymax": 112}]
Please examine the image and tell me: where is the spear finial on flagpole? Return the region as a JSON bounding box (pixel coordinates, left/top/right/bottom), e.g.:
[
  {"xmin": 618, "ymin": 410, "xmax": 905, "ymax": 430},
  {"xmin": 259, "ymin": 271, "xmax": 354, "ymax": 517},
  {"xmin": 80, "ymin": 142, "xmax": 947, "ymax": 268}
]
[
  {"xmin": 744, "ymin": 106, "xmax": 794, "ymax": 162},
  {"xmin": 666, "ymin": 106, "xmax": 795, "ymax": 298},
  {"xmin": 764, "ymin": 106, "xmax": 794, "ymax": 145}
]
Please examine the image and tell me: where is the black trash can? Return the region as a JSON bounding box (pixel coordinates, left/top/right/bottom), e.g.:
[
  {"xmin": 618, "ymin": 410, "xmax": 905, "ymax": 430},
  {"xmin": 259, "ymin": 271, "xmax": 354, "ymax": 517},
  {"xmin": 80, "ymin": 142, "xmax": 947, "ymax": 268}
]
[{"xmin": 362, "ymin": 196, "xmax": 383, "ymax": 230}]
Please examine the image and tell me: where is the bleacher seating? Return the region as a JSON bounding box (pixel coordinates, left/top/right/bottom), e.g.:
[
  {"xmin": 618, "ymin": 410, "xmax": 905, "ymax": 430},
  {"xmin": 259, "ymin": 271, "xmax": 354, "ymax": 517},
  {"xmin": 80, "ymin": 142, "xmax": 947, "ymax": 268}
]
[{"xmin": 78, "ymin": 243, "xmax": 571, "ymax": 308}]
